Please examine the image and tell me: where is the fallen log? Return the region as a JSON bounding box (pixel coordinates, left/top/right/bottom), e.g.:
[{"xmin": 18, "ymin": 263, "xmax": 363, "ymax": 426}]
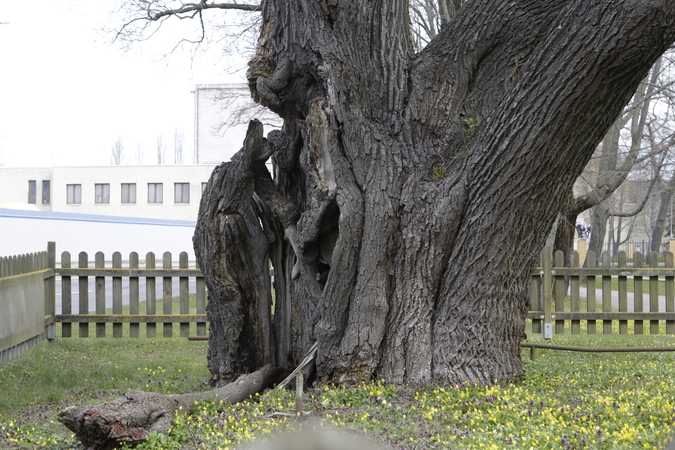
[{"xmin": 58, "ymin": 364, "xmax": 278, "ymax": 450}]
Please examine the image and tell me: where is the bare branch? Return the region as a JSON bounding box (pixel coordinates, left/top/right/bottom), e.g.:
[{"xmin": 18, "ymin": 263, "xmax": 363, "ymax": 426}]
[{"xmin": 147, "ymin": 2, "xmax": 261, "ymax": 22}]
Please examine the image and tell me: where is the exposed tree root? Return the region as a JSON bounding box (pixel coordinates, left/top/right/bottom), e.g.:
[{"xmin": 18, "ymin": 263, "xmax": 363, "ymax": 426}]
[{"xmin": 58, "ymin": 364, "xmax": 278, "ymax": 450}]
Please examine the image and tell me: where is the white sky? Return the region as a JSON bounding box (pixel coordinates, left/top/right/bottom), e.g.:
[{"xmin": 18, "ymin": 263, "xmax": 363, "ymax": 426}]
[{"xmin": 0, "ymin": 0, "xmax": 248, "ymax": 167}]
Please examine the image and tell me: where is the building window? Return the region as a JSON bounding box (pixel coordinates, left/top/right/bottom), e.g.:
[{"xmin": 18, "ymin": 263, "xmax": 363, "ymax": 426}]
[
  {"xmin": 121, "ymin": 183, "xmax": 136, "ymax": 204},
  {"xmin": 42, "ymin": 180, "xmax": 51, "ymax": 204},
  {"xmin": 28, "ymin": 181, "xmax": 36, "ymax": 204},
  {"xmin": 175, "ymin": 183, "xmax": 190, "ymax": 203},
  {"xmin": 201, "ymin": 182, "xmax": 207, "ymax": 194},
  {"xmin": 148, "ymin": 183, "xmax": 163, "ymax": 204},
  {"xmin": 67, "ymin": 184, "xmax": 82, "ymax": 204},
  {"xmin": 95, "ymin": 183, "xmax": 110, "ymax": 204}
]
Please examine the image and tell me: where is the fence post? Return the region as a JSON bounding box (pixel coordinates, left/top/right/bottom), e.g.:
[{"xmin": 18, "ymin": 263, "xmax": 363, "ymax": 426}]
[
  {"xmin": 570, "ymin": 251, "xmax": 580, "ymax": 335},
  {"xmin": 602, "ymin": 252, "xmax": 612, "ymax": 335},
  {"xmin": 634, "ymin": 252, "xmax": 644, "ymax": 335},
  {"xmin": 554, "ymin": 250, "xmax": 565, "ymax": 335},
  {"xmin": 650, "ymin": 251, "xmax": 660, "ymax": 335},
  {"xmin": 666, "ymin": 252, "xmax": 674, "ymax": 335},
  {"xmin": 79, "ymin": 252, "xmax": 89, "ymax": 338},
  {"xmin": 196, "ymin": 261, "xmax": 206, "ymax": 337},
  {"xmin": 163, "ymin": 252, "xmax": 173, "ymax": 338},
  {"xmin": 618, "ymin": 252, "xmax": 627, "ymax": 335},
  {"xmin": 586, "ymin": 251, "xmax": 596, "ymax": 335},
  {"xmin": 542, "ymin": 246, "xmax": 553, "ymax": 339},
  {"xmin": 112, "ymin": 252, "xmax": 123, "ymax": 338},
  {"xmin": 129, "ymin": 252, "xmax": 140, "ymax": 338},
  {"xmin": 95, "ymin": 252, "xmax": 106, "ymax": 338},
  {"xmin": 146, "ymin": 252, "xmax": 156, "ymax": 338},
  {"xmin": 179, "ymin": 252, "xmax": 190, "ymax": 337},
  {"xmin": 46, "ymin": 242, "xmax": 56, "ymax": 341}
]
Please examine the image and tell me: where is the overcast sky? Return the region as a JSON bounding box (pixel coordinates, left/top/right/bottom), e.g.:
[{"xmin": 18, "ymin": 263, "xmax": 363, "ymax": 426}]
[{"xmin": 0, "ymin": 0, "xmax": 247, "ymax": 167}]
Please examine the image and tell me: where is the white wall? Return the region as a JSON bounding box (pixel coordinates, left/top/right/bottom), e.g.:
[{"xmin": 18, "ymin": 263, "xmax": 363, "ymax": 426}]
[
  {"xmin": 0, "ymin": 211, "xmax": 197, "ymax": 262},
  {"xmin": 0, "ymin": 165, "xmax": 216, "ymax": 222}
]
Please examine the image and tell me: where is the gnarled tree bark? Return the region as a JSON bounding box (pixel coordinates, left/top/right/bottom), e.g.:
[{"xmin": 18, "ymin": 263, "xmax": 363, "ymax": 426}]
[{"xmin": 194, "ymin": 0, "xmax": 675, "ymax": 387}]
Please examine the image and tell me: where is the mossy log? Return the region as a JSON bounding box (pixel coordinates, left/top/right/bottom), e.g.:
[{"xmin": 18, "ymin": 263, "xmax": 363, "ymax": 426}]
[{"xmin": 58, "ymin": 364, "xmax": 278, "ymax": 450}]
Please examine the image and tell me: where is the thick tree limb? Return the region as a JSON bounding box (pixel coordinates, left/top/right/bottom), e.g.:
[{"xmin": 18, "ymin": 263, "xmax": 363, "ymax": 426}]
[{"xmin": 58, "ymin": 364, "xmax": 278, "ymax": 450}]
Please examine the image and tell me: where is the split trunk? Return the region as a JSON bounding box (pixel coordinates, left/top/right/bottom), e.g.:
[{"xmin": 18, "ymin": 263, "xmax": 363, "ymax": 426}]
[{"xmin": 194, "ymin": 0, "xmax": 675, "ymax": 386}]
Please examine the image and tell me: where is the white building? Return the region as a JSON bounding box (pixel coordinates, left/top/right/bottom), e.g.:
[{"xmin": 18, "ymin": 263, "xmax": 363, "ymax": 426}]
[
  {"xmin": 193, "ymin": 83, "xmax": 280, "ymax": 164},
  {"xmin": 0, "ymin": 165, "xmax": 216, "ymax": 222},
  {"xmin": 0, "ymin": 165, "xmax": 219, "ymax": 258}
]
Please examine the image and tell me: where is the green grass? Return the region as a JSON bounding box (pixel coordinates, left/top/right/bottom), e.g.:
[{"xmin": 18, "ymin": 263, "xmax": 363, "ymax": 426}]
[
  {"xmin": 2, "ymin": 333, "xmax": 675, "ymax": 449},
  {"xmin": 0, "ymin": 337, "xmax": 209, "ymax": 449}
]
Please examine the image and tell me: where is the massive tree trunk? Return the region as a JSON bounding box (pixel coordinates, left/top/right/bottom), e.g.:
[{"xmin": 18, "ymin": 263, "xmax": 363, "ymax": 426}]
[{"xmin": 194, "ymin": 0, "xmax": 675, "ymax": 386}]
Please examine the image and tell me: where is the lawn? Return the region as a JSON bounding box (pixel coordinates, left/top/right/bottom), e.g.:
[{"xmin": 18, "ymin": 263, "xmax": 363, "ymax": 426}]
[{"xmin": 1, "ymin": 333, "xmax": 675, "ymax": 449}]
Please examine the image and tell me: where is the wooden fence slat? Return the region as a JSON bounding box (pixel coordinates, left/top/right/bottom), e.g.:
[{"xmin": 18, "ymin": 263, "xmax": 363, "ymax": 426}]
[
  {"xmin": 78, "ymin": 252, "xmax": 89, "ymax": 338},
  {"xmin": 587, "ymin": 251, "xmax": 596, "ymax": 335},
  {"xmin": 46, "ymin": 244, "xmax": 56, "ymax": 338},
  {"xmin": 129, "ymin": 252, "xmax": 140, "ymax": 338},
  {"xmin": 571, "ymin": 251, "xmax": 580, "ymax": 335},
  {"xmin": 650, "ymin": 251, "xmax": 660, "ymax": 335},
  {"xmin": 554, "ymin": 250, "xmax": 565, "ymax": 335},
  {"xmin": 602, "ymin": 252, "xmax": 612, "ymax": 334},
  {"xmin": 667, "ymin": 252, "xmax": 674, "ymax": 335},
  {"xmin": 95, "ymin": 252, "xmax": 106, "ymax": 338},
  {"xmin": 618, "ymin": 252, "xmax": 627, "ymax": 335},
  {"xmin": 542, "ymin": 247, "xmax": 552, "ymax": 339},
  {"xmin": 163, "ymin": 252, "xmax": 173, "ymax": 337},
  {"xmin": 146, "ymin": 252, "xmax": 156, "ymax": 338},
  {"xmin": 196, "ymin": 260, "xmax": 206, "ymax": 337},
  {"xmin": 634, "ymin": 252, "xmax": 644, "ymax": 335},
  {"xmin": 179, "ymin": 252, "xmax": 190, "ymax": 337},
  {"xmin": 531, "ymin": 270, "xmax": 542, "ymax": 335},
  {"xmin": 113, "ymin": 252, "xmax": 123, "ymax": 338},
  {"xmin": 61, "ymin": 252, "xmax": 72, "ymax": 338}
]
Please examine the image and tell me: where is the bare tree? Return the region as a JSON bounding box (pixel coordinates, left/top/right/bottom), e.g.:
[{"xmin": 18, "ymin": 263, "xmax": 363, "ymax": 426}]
[
  {"xmin": 409, "ymin": 0, "xmax": 464, "ymax": 51},
  {"xmin": 156, "ymin": 133, "xmax": 165, "ymax": 164},
  {"xmin": 173, "ymin": 128, "xmax": 184, "ymax": 164},
  {"xmin": 554, "ymin": 55, "xmax": 672, "ymax": 262},
  {"xmin": 109, "ymin": 135, "xmax": 124, "ymax": 165},
  {"xmin": 133, "ymin": 140, "xmax": 144, "ymax": 165}
]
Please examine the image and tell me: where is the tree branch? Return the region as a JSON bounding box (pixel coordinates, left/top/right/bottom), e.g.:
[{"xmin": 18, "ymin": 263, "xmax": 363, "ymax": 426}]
[{"xmin": 147, "ymin": 2, "xmax": 261, "ymax": 21}]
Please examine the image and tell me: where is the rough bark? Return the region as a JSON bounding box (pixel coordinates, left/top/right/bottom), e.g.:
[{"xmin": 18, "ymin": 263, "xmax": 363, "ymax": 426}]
[
  {"xmin": 58, "ymin": 364, "xmax": 278, "ymax": 450},
  {"xmin": 193, "ymin": 0, "xmax": 675, "ymax": 388}
]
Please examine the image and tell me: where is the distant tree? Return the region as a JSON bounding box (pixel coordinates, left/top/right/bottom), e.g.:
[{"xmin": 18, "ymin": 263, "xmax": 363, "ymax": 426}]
[
  {"xmin": 173, "ymin": 128, "xmax": 184, "ymax": 164},
  {"xmin": 554, "ymin": 55, "xmax": 671, "ymax": 262},
  {"xmin": 156, "ymin": 134, "xmax": 165, "ymax": 164},
  {"xmin": 109, "ymin": 136, "xmax": 124, "ymax": 165},
  {"xmin": 133, "ymin": 140, "xmax": 144, "ymax": 165}
]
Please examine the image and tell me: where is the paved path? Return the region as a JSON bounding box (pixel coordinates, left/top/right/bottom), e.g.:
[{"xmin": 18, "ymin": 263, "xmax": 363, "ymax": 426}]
[
  {"xmin": 576, "ymin": 287, "xmax": 667, "ymax": 312},
  {"xmin": 55, "ymin": 278, "xmax": 198, "ymax": 314}
]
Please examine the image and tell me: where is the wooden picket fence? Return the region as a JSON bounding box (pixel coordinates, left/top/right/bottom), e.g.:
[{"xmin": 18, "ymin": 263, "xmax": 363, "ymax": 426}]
[
  {"xmin": 527, "ymin": 246, "xmax": 675, "ymax": 337},
  {"xmin": 1, "ymin": 242, "xmax": 207, "ymax": 364},
  {"xmin": 6, "ymin": 242, "xmax": 675, "ymax": 364},
  {"xmin": 55, "ymin": 248, "xmax": 207, "ymax": 339},
  {"xmin": 0, "ymin": 245, "xmax": 55, "ymax": 363}
]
